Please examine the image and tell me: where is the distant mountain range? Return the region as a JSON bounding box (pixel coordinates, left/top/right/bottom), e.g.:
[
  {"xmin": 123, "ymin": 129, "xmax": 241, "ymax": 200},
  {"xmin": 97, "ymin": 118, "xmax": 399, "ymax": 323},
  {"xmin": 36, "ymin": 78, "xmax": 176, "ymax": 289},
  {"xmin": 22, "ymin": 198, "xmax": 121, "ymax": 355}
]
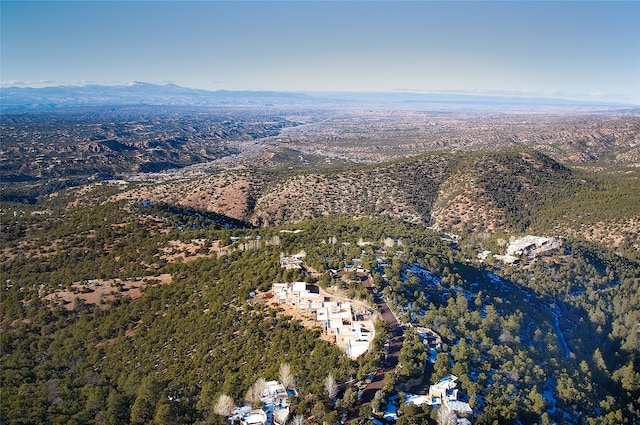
[
  {"xmin": 0, "ymin": 82, "xmax": 312, "ymax": 109},
  {"xmin": 1, "ymin": 82, "xmax": 630, "ymax": 109}
]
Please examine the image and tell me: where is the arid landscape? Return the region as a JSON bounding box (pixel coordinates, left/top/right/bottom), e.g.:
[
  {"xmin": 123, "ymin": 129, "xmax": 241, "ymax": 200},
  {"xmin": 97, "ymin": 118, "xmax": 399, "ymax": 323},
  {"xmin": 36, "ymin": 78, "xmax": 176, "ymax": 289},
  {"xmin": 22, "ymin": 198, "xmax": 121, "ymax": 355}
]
[
  {"xmin": 3, "ymin": 0, "xmax": 639, "ymax": 422},
  {"xmin": 2, "ymin": 86, "xmax": 639, "ymax": 425}
]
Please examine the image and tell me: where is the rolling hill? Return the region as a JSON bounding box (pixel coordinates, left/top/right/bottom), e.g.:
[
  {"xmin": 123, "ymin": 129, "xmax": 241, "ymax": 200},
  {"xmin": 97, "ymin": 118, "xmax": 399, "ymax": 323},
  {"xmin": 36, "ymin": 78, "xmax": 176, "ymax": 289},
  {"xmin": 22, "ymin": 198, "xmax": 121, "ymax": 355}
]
[
  {"xmin": 82, "ymin": 148, "xmax": 639, "ymax": 256},
  {"xmin": 2, "ymin": 85, "xmax": 639, "ymax": 425}
]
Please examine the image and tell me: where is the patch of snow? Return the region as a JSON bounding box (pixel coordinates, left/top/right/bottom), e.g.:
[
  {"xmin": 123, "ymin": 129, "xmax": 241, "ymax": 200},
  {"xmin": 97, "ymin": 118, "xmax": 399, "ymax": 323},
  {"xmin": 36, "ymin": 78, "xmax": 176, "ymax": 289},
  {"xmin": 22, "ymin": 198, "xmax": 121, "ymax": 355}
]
[
  {"xmin": 383, "ymin": 395, "xmax": 399, "ymax": 421},
  {"xmin": 428, "ymin": 348, "xmax": 438, "ymax": 363},
  {"xmin": 549, "ymin": 304, "xmax": 571, "ymax": 358},
  {"xmin": 405, "ymin": 393, "xmax": 430, "ymax": 406},
  {"xmin": 407, "ymin": 264, "xmax": 442, "ymax": 285},
  {"xmin": 543, "ymin": 378, "xmax": 557, "ymax": 414}
]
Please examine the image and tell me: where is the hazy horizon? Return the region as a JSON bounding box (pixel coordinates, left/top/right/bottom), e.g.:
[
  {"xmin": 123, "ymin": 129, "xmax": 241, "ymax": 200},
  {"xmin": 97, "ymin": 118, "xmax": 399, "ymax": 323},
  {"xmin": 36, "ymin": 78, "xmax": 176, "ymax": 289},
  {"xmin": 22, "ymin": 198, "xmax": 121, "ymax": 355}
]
[{"xmin": 2, "ymin": 1, "xmax": 639, "ymax": 104}]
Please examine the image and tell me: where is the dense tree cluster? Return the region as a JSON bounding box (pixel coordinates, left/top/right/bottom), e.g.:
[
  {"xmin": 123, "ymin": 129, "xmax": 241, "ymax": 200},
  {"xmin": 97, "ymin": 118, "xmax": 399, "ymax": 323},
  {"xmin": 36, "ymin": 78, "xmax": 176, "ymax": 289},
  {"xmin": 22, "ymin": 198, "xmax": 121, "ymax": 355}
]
[
  {"xmin": 1, "ymin": 198, "xmax": 638, "ymax": 424},
  {"xmin": 397, "ymin": 327, "xmax": 428, "ymax": 381},
  {"xmin": 381, "ymin": 231, "xmax": 639, "ymax": 424},
  {"xmin": 1, "ymin": 232, "xmax": 355, "ymax": 423}
]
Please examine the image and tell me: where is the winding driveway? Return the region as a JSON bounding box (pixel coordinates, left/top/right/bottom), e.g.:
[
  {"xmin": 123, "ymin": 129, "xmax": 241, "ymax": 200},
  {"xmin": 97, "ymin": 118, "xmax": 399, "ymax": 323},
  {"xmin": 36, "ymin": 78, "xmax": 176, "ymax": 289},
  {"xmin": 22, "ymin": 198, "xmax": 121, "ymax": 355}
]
[{"xmin": 354, "ymin": 274, "xmax": 404, "ymax": 404}]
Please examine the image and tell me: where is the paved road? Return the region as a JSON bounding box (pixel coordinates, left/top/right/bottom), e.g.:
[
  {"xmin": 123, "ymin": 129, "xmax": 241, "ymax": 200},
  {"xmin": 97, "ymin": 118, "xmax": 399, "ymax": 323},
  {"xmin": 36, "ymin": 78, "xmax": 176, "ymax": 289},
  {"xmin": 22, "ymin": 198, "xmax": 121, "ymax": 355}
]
[{"xmin": 348, "ymin": 274, "xmax": 404, "ymax": 420}]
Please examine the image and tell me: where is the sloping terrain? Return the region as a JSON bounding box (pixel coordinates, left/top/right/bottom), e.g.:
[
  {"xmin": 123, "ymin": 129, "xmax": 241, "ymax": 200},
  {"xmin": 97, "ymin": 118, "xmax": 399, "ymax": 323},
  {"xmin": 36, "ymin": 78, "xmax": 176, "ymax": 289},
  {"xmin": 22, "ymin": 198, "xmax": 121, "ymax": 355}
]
[
  {"xmin": 2, "ymin": 204, "xmax": 638, "ymax": 425},
  {"xmin": 430, "ymin": 149, "xmax": 576, "ymax": 232},
  {"xmin": 2, "ymin": 88, "xmax": 639, "ymax": 425},
  {"xmin": 93, "ymin": 149, "xmax": 639, "ymax": 255},
  {"xmin": 104, "ymin": 153, "xmax": 452, "ymax": 226},
  {"xmin": 0, "ymin": 106, "xmax": 299, "ymax": 201},
  {"xmin": 3, "ymin": 102, "xmax": 639, "ymax": 205}
]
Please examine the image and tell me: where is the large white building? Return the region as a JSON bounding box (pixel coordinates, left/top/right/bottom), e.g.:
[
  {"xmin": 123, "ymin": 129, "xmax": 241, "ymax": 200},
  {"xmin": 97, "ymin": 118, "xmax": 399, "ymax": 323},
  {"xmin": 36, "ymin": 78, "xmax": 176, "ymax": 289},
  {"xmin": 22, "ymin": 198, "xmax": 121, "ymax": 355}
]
[
  {"xmin": 271, "ymin": 282, "xmax": 374, "ymax": 358},
  {"xmin": 505, "ymin": 235, "xmax": 560, "ymax": 256}
]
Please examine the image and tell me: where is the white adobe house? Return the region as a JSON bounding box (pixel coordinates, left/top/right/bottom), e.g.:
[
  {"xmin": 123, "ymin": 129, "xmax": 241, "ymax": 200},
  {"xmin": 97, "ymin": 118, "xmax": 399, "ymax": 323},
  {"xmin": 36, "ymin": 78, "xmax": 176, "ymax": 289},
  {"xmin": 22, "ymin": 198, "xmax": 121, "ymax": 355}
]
[
  {"xmin": 241, "ymin": 409, "xmax": 268, "ymax": 425},
  {"xmin": 427, "ymin": 375, "xmax": 473, "ymax": 420},
  {"xmin": 505, "ymin": 235, "xmax": 560, "ymax": 256},
  {"xmin": 272, "ymin": 282, "xmax": 323, "ymax": 309},
  {"xmin": 271, "ymin": 282, "xmax": 374, "ymax": 359},
  {"xmin": 279, "ymin": 252, "xmax": 306, "ymax": 270},
  {"xmin": 233, "ymin": 380, "xmax": 293, "ymax": 425},
  {"xmin": 261, "ymin": 381, "xmax": 291, "ymax": 425},
  {"xmin": 427, "ymin": 374, "xmax": 460, "ymax": 405}
]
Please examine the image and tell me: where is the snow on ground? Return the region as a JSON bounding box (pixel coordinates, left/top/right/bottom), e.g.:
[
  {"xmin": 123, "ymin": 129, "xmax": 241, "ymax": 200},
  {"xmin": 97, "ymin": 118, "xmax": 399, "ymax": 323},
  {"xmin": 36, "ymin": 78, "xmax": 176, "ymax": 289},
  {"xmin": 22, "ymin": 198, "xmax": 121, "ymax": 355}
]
[
  {"xmin": 405, "ymin": 393, "xmax": 431, "ymax": 406},
  {"xmin": 543, "ymin": 378, "xmax": 558, "ymax": 414},
  {"xmin": 487, "ymin": 272, "xmax": 510, "ymax": 290},
  {"xmin": 407, "ymin": 264, "xmax": 442, "ymax": 285},
  {"xmin": 383, "ymin": 395, "xmax": 399, "ymax": 421},
  {"xmin": 549, "ymin": 305, "xmax": 571, "ymax": 359},
  {"xmin": 428, "ymin": 348, "xmax": 438, "ymax": 363}
]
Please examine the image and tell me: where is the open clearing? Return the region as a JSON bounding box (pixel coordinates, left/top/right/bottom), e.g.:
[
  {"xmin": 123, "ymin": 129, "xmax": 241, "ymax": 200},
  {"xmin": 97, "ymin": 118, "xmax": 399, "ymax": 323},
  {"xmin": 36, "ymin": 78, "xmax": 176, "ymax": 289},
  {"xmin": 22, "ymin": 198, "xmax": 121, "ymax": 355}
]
[{"xmin": 44, "ymin": 273, "xmax": 172, "ymax": 310}]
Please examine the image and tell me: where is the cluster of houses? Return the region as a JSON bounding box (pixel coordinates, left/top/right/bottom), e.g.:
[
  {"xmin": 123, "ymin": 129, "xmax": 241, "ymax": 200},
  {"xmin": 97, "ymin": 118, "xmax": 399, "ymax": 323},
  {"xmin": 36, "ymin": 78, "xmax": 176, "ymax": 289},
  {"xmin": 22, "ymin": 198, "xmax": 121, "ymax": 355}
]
[
  {"xmin": 231, "ymin": 381, "xmax": 293, "ymax": 425},
  {"xmin": 271, "ymin": 282, "xmax": 375, "ymax": 359},
  {"xmin": 272, "ymin": 252, "xmax": 475, "ymax": 423}
]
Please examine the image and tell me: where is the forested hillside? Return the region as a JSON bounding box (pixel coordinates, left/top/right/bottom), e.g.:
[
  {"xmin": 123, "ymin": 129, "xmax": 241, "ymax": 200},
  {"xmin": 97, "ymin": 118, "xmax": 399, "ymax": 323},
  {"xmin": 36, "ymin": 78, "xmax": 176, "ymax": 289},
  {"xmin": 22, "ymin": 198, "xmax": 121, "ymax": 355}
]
[
  {"xmin": 1, "ymin": 198, "xmax": 639, "ymax": 424},
  {"xmin": 2, "ymin": 121, "xmax": 639, "ymax": 424},
  {"xmin": 94, "ymin": 148, "xmax": 640, "ymax": 258}
]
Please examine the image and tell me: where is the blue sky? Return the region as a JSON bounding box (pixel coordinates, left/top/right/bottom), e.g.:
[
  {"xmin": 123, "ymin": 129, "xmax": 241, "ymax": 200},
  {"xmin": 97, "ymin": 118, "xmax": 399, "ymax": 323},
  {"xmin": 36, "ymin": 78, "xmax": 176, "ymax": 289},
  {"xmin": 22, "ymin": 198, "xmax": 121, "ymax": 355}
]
[{"xmin": 2, "ymin": 1, "xmax": 639, "ymax": 103}]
